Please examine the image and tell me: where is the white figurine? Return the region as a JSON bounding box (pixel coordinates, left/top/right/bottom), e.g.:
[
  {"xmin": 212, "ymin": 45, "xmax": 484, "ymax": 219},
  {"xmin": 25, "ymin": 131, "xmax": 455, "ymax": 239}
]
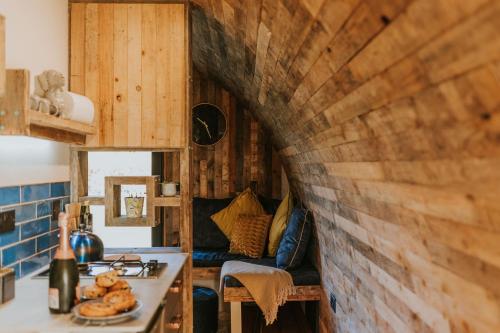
[{"xmin": 31, "ymin": 70, "xmax": 70, "ymax": 117}]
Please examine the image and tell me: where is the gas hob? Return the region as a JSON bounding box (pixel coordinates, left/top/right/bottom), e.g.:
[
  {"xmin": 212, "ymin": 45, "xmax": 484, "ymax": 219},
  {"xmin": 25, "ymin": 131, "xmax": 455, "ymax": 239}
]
[{"xmin": 33, "ymin": 257, "xmax": 167, "ymax": 279}]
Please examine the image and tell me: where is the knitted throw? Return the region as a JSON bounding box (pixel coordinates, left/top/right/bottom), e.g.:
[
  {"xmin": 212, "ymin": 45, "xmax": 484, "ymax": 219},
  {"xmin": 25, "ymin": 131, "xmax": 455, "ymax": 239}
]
[{"xmin": 220, "ymin": 260, "xmax": 295, "ymax": 325}]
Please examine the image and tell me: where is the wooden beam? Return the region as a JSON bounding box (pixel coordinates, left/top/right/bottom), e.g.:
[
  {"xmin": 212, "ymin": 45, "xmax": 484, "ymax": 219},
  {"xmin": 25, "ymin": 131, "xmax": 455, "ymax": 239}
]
[
  {"xmin": 78, "ymin": 196, "xmax": 104, "ymax": 205},
  {"xmin": 193, "ymin": 267, "xmax": 221, "ymax": 280},
  {"xmin": 181, "ymin": 2, "xmax": 193, "ymax": 332},
  {"xmin": 153, "ymin": 196, "xmax": 181, "ymax": 207},
  {"xmin": 70, "ymin": 150, "xmax": 88, "ymax": 203},
  {"xmin": 28, "ymin": 109, "xmax": 95, "ymax": 135}
]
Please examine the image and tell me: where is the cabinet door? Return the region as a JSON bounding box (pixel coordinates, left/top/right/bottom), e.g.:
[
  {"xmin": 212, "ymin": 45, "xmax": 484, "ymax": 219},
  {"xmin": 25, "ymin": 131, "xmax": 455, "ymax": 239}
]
[{"xmin": 70, "ymin": 3, "xmax": 186, "ymax": 148}]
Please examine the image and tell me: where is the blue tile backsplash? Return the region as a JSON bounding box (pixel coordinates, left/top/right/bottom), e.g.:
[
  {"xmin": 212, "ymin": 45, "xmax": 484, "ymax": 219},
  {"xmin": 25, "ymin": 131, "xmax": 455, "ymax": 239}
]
[
  {"xmin": 0, "ymin": 186, "xmax": 20, "ymax": 206},
  {"xmin": 21, "ymin": 184, "xmax": 50, "ymax": 202},
  {"xmin": 14, "ymin": 204, "xmax": 36, "ymax": 223},
  {"xmin": 50, "ymin": 182, "xmax": 70, "ymax": 198},
  {"xmin": 0, "ymin": 181, "xmax": 70, "ymax": 279}
]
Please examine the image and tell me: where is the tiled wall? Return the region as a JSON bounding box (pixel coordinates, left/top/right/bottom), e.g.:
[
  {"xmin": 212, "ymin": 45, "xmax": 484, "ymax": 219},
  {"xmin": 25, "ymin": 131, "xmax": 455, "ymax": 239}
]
[{"xmin": 0, "ymin": 182, "xmax": 70, "ymax": 279}]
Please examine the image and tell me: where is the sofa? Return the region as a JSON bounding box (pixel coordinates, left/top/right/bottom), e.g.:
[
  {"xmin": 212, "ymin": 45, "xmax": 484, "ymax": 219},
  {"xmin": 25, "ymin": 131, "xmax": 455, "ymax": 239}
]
[{"xmin": 192, "ymin": 196, "xmax": 320, "ymax": 287}]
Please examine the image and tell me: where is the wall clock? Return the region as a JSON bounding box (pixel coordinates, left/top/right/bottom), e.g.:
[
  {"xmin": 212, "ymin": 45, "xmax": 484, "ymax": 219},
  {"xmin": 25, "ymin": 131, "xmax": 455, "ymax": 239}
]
[{"xmin": 192, "ymin": 103, "xmax": 227, "ymax": 146}]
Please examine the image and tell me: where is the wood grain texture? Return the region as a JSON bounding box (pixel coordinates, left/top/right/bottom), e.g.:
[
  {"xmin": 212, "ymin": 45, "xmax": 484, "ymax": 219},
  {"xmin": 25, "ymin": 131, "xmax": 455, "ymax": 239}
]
[
  {"xmin": 224, "ymin": 286, "xmax": 322, "ymax": 302},
  {"xmin": 191, "ymin": 0, "xmax": 500, "ymax": 332},
  {"xmin": 189, "ymin": 68, "xmax": 282, "ymax": 199},
  {"xmin": 69, "ymin": 3, "xmax": 186, "ymax": 148},
  {"xmin": 162, "ymin": 70, "xmax": 283, "ymax": 248}
]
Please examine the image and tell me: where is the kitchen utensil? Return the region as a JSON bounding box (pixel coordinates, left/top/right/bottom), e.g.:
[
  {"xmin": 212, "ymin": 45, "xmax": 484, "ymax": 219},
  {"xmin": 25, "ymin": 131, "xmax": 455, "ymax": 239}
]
[
  {"xmin": 70, "ymin": 225, "xmax": 104, "ymax": 264},
  {"xmin": 65, "ymin": 203, "xmax": 81, "ymax": 231},
  {"xmin": 103, "ymin": 254, "xmax": 141, "ymax": 262},
  {"xmin": 160, "ymin": 182, "xmax": 177, "ymax": 196},
  {"xmin": 124, "ymin": 197, "xmax": 144, "ymax": 218}
]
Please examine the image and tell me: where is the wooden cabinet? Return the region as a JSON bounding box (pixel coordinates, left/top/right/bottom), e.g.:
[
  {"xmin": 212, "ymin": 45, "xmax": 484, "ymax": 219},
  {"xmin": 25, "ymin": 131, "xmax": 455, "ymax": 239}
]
[
  {"xmin": 70, "ymin": 3, "xmax": 187, "ymax": 148},
  {"xmin": 149, "ymin": 270, "xmax": 184, "ymax": 333}
]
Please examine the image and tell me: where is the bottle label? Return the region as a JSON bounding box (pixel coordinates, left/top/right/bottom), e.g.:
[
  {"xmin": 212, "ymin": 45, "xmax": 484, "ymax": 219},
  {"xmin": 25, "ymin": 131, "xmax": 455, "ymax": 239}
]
[{"xmin": 48, "ymin": 288, "xmax": 59, "ymax": 309}]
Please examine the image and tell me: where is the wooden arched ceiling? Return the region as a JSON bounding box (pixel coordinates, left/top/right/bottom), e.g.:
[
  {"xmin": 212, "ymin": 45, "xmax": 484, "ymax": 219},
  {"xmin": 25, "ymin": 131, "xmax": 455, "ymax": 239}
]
[{"xmin": 191, "ymin": 0, "xmax": 500, "ymax": 332}]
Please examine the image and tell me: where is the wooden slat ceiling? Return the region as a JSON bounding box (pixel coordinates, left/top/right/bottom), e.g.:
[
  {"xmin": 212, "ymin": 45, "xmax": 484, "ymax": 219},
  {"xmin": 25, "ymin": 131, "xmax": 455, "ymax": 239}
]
[{"xmin": 190, "ymin": 0, "xmax": 500, "ymax": 332}]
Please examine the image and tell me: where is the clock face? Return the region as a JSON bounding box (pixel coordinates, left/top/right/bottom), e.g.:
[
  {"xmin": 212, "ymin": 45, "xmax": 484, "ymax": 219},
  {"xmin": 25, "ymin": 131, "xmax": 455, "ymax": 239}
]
[{"xmin": 192, "ymin": 103, "xmax": 227, "ymax": 146}]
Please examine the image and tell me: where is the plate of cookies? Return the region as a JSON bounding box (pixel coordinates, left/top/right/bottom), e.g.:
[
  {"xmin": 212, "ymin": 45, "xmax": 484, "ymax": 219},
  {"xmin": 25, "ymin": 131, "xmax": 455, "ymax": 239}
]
[{"xmin": 73, "ymin": 271, "xmax": 142, "ymax": 325}]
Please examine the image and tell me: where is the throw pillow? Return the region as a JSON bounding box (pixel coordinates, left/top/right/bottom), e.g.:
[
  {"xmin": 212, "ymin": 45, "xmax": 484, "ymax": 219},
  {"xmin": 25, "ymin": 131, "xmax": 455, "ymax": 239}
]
[
  {"xmin": 229, "ymin": 214, "xmax": 273, "ymax": 258},
  {"xmin": 193, "ymin": 197, "xmax": 234, "ymax": 249},
  {"xmin": 267, "ymin": 192, "xmax": 293, "ymax": 257},
  {"xmin": 211, "ymin": 188, "xmax": 265, "ymax": 239},
  {"xmin": 276, "ymin": 207, "xmax": 312, "ymax": 270}
]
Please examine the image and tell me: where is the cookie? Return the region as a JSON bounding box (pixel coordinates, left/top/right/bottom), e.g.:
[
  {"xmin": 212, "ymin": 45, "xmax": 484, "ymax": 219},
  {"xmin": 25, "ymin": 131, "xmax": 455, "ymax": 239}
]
[
  {"xmin": 95, "ymin": 271, "xmax": 119, "ymax": 288},
  {"xmin": 108, "ymin": 279, "xmax": 131, "ymax": 293},
  {"xmin": 103, "ymin": 290, "xmax": 136, "ymax": 312},
  {"xmin": 79, "ymin": 302, "xmax": 117, "ymax": 317},
  {"xmin": 83, "ymin": 284, "xmax": 107, "ymax": 299}
]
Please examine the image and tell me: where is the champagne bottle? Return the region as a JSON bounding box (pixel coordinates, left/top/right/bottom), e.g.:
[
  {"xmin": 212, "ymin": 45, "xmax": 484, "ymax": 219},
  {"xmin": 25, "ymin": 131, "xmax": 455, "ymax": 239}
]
[{"xmin": 48, "ymin": 212, "xmax": 80, "ymax": 313}]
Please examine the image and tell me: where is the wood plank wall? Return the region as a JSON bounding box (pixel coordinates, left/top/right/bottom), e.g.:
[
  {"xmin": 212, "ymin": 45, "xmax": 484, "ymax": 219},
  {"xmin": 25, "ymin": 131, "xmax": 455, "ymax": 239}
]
[
  {"xmin": 162, "ymin": 68, "xmax": 283, "ymax": 245},
  {"xmin": 192, "ymin": 68, "xmax": 282, "ymax": 199},
  {"xmin": 69, "ymin": 2, "xmax": 186, "ymax": 148},
  {"xmin": 191, "ymin": 1, "xmax": 500, "ymax": 332}
]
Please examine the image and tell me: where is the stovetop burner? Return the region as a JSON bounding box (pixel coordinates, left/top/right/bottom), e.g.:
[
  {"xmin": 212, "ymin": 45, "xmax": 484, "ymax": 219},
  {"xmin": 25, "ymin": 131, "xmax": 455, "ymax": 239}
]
[{"xmin": 33, "ymin": 256, "xmax": 167, "ymax": 279}]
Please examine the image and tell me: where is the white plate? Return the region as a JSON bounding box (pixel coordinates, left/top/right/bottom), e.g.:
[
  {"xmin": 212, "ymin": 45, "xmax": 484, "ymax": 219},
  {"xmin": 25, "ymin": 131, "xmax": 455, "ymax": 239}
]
[{"xmin": 72, "ymin": 299, "xmax": 143, "ymax": 325}]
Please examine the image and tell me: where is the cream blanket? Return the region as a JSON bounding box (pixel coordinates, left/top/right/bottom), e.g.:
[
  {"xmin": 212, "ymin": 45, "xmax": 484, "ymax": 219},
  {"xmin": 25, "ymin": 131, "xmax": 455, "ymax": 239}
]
[{"xmin": 220, "ymin": 260, "xmax": 295, "ymax": 325}]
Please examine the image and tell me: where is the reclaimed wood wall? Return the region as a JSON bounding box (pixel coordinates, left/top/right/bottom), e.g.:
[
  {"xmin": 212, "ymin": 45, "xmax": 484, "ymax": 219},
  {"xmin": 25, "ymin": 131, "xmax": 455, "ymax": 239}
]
[
  {"xmin": 162, "ymin": 68, "xmax": 283, "ymax": 246},
  {"xmin": 191, "ymin": 0, "xmax": 500, "ymax": 332},
  {"xmin": 70, "ymin": 2, "xmax": 186, "ymax": 148},
  {"xmin": 191, "ymin": 68, "xmax": 282, "ymax": 199}
]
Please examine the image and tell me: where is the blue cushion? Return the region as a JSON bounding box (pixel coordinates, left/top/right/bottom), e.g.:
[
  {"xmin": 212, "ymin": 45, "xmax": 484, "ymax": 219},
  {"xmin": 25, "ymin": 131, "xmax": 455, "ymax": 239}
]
[
  {"xmin": 193, "ymin": 250, "xmax": 251, "ymax": 267},
  {"xmin": 223, "ymin": 260, "xmax": 320, "ymax": 287},
  {"xmin": 193, "ymin": 197, "xmax": 234, "ymax": 249},
  {"xmin": 276, "ymin": 207, "xmax": 312, "ymax": 270}
]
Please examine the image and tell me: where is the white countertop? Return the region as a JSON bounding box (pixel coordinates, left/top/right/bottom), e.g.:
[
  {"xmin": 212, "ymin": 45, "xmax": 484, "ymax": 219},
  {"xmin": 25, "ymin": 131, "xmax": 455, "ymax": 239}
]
[{"xmin": 0, "ymin": 248, "xmax": 188, "ymax": 333}]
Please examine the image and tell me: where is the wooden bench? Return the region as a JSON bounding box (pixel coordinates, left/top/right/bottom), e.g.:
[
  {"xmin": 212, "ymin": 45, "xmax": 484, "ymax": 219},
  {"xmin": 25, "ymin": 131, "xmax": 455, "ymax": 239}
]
[{"xmin": 194, "ymin": 267, "xmax": 321, "ymax": 333}]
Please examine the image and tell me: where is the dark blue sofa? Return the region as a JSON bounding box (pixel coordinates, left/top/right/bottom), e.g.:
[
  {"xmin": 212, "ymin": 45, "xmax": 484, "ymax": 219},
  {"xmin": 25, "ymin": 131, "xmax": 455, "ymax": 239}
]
[{"xmin": 192, "ymin": 197, "xmax": 320, "ymax": 287}]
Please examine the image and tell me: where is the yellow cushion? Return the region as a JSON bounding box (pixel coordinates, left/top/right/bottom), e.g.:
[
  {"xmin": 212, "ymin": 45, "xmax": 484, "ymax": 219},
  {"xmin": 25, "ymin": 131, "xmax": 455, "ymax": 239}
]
[
  {"xmin": 267, "ymin": 192, "xmax": 293, "ymax": 256},
  {"xmin": 229, "ymin": 214, "xmax": 273, "ymax": 258},
  {"xmin": 211, "ymin": 188, "xmax": 265, "ymax": 239}
]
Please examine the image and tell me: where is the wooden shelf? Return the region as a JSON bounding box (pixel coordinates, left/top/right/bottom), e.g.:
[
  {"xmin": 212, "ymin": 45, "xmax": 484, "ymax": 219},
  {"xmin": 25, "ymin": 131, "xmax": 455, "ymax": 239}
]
[
  {"xmin": 78, "ymin": 195, "xmax": 180, "ymax": 207},
  {"xmin": 110, "ymin": 216, "xmax": 149, "ymax": 227},
  {"xmin": 0, "ymin": 69, "xmax": 95, "ymax": 144},
  {"xmin": 104, "ymin": 176, "xmax": 162, "ymax": 227},
  {"xmin": 153, "ymin": 196, "xmax": 181, "ymax": 207},
  {"xmin": 28, "ymin": 110, "xmax": 95, "ymax": 135},
  {"xmin": 78, "ymin": 196, "xmax": 105, "ymax": 206}
]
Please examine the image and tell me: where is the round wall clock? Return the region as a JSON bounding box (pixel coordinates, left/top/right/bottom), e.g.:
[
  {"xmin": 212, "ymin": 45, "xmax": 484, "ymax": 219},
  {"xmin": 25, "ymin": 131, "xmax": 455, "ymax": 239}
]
[{"xmin": 192, "ymin": 103, "xmax": 227, "ymax": 146}]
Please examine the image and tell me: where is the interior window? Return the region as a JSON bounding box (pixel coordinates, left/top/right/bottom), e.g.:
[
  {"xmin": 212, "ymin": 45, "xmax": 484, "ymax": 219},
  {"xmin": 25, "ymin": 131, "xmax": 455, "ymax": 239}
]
[{"xmin": 88, "ymin": 152, "xmax": 152, "ymax": 248}]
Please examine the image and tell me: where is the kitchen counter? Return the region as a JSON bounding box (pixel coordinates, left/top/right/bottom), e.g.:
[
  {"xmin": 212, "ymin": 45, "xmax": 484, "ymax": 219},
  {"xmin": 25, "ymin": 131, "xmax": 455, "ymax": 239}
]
[{"xmin": 0, "ymin": 248, "xmax": 188, "ymax": 333}]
